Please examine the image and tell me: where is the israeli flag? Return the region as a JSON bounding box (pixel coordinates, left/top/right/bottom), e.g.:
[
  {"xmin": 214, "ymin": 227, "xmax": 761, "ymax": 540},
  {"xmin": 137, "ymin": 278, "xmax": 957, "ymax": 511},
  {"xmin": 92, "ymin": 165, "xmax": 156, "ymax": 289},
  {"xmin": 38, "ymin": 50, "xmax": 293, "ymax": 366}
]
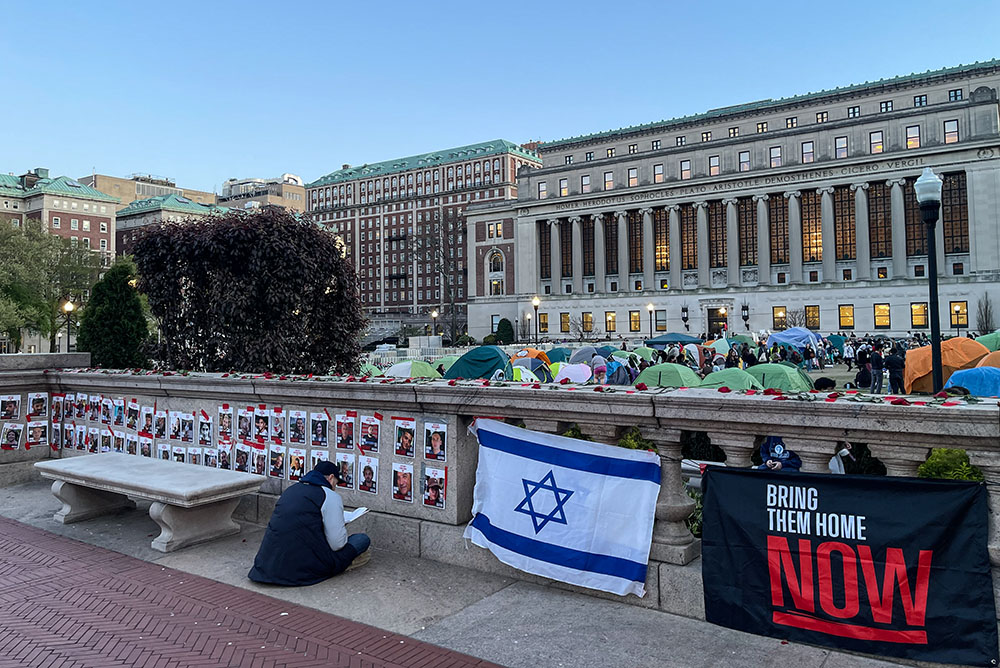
[{"xmin": 463, "ymin": 419, "xmax": 661, "ymax": 597}]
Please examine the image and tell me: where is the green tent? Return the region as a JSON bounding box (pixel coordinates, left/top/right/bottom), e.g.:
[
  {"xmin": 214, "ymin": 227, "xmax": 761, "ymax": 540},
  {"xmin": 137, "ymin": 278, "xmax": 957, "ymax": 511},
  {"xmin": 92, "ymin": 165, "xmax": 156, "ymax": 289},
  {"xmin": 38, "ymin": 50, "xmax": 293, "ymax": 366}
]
[
  {"xmin": 707, "ymin": 339, "xmax": 730, "ymax": 355},
  {"xmin": 645, "ymin": 333, "xmax": 703, "ymax": 346},
  {"xmin": 443, "ymin": 345, "xmax": 510, "ymax": 380},
  {"xmin": 728, "ymin": 334, "xmax": 755, "ymax": 345},
  {"xmin": 434, "ymin": 355, "xmax": 460, "ymax": 372},
  {"xmin": 632, "ymin": 346, "xmax": 657, "ymax": 362},
  {"xmin": 827, "ymin": 334, "xmax": 846, "ymax": 354},
  {"xmin": 700, "ymin": 368, "xmax": 764, "ymax": 391},
  {"xmin": 634, "ymin": 363, "xmax": 701, "ymax": 388},
  {"xmin": 384, "ymin": 360, "xmax": 441, "ymax": 379},
  {"xmin": 546, "ymin": 347, "xmax": 572, "ymax": 364},
  {"xmin": 359, "ymin": 363, "xmax": 383, "ymax": 377},
  {"xmin": 975, "ymin": 331, "xmax": 1000, "ymax": 352},
  {"xmin": 745, "ymin": 363, "xmax": 813, "ymax": 392}
]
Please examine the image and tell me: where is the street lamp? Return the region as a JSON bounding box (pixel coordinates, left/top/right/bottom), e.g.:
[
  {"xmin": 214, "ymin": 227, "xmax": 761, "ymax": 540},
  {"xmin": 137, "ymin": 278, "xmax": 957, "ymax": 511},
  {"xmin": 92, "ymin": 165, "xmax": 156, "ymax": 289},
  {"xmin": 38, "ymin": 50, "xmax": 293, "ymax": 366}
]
[
  {"xmin": 953, "ymin": 304, "xmax": 962, "ymax": 338},
  {"xmin": 431, "ymin": 309, "xmax": 439, "ymax": 337},
  {"xmin": 646, "ymin": 302, "xmax": 654, "ymax": 339},
  {"xmin": 531, "ymin": 295, "xmax": 540, "ymax": 344},
  {"xmin": 915, "ymin": 167, "xmax": 944, "ymax": 392},
  {"xmin": 681, "ymin": 305, "xmax": 689, "ymax": 331},
  {"xmin": 741, "ymin": 303, "xmax": 750, "ymax": 331},
  {"xmin": 62, "ymin": 300, "xmax": 75, "ymax": 353},
  {"xmin": 526, "ymin": 312, "xmax": 532, "ymax": 344},
  {"xmin": 719, "ymin": 306, "xmax": 728, "ymax": 335}
]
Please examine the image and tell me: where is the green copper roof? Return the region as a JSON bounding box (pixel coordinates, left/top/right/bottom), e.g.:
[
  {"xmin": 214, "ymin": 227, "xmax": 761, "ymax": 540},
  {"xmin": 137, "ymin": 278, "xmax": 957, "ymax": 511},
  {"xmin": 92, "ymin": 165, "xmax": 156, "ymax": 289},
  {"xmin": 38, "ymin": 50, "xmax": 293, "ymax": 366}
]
[
  {"xmin": 542, "ymin": 59, "xmax": 1000, "ymax": 150},
  {"xmin": 306, "ymin": 139, "xmax": 540, "ymax": 188},
  {"xmin": 117, "ymin": 194, "xmax": 227, "ymax": 218},
  {"xmin": 23, "ymin": 176, "xmax": 120, "ymax": 203},
  {"xmin": 0, "ymin": 174, "xmax": 22, "ymax": 198}
]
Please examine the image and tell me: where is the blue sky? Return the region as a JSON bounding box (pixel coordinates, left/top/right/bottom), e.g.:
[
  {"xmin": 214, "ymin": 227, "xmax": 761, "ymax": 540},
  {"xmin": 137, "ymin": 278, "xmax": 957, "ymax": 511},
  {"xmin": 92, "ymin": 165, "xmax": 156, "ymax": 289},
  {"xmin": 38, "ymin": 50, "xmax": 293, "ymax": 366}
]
[{"xmin": 5, "ymin": 1, "xmax": 999, "ymax": 192}]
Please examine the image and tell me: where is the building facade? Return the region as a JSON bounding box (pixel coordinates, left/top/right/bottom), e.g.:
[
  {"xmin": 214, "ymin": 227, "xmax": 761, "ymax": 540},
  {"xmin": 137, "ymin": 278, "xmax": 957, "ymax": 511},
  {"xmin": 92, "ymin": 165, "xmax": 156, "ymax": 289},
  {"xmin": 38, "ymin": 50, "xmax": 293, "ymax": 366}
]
[
  {"xmin": 79, "ymin": 173, "xmax": 216, "ymax": 211},
  {"xmin": 467, "ymin": 60, "xmax": 1000, "ymax": 339},
  {"xmin": 218, "ymin": 174, "xmax": 306, "ymax": 213},
  {"xmin": 116, "ymin": 194, "xmax": 228, "ymax": 254},
  {"xmin": 305, "ymin": 140, "xmax": 540, "ymax": 338}
]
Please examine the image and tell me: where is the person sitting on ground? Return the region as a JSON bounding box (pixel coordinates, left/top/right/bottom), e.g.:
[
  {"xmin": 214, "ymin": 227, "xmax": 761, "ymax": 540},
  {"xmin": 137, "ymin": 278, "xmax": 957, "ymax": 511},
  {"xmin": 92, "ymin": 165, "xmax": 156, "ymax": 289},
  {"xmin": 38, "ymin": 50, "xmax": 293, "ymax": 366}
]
[
  {"xmin": 248, "ymin": 460, "xmax": 371, "ymax": 586},
  {"xmin": 436, "ymin": 364, "xmax": 445, "ymax": 376},
  {"xmin": 756, "ymin": 436, "xmax": 802, "ymax": 472}
]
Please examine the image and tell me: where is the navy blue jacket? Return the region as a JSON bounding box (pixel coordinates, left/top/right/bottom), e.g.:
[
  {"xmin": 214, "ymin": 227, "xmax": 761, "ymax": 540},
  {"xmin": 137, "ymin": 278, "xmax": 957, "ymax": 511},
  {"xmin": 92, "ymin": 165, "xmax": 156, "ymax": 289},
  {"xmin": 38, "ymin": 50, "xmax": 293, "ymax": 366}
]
[
  {"xmin": 248, "ymin": 470, "xmax": 359, "ymax": 586},
  {"xmin": 756, "ymin": 436, "xmax": 802, "ymax": 472}
]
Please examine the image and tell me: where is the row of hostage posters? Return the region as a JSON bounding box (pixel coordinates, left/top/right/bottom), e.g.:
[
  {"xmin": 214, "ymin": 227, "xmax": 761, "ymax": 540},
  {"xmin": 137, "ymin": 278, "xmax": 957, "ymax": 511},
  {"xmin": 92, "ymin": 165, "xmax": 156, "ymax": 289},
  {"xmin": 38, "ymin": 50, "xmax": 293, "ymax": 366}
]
[{"xmin": 701, "ymin": 467, "xmax": 998, "ymax": 666}]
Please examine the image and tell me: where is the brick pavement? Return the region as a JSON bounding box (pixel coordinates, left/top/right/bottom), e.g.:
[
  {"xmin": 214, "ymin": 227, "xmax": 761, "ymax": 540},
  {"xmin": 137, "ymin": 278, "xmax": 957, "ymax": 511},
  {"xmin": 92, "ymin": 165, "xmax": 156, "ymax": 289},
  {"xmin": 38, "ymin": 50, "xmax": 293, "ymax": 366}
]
[{"xmin": 0, "ymin": 516, "xmax": 503, "ymax": 668}]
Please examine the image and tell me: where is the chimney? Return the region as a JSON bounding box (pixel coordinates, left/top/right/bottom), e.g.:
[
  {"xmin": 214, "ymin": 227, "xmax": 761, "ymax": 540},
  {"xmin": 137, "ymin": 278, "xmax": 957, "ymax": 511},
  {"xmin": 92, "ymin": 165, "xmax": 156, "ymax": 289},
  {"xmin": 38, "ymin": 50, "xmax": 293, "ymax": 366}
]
[
  {"xmin": 19, "ymin": 167, "xmax": 48, "ymax": 189},
  {"xmin": 342, "ymin": 164, "xmax": 350, "ymax": 170}
]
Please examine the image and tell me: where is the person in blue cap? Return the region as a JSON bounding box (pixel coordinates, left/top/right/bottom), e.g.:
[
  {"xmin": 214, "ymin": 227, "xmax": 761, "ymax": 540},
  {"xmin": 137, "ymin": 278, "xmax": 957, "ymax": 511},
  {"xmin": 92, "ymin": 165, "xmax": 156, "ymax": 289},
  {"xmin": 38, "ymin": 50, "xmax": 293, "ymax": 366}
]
[
  {"xmin": 248, "ymin": 459, "xmax": 370, "ymax": 586},
  {"xmin": 756, "ymin": 436, "xmax": 802, "ymax": 472}
]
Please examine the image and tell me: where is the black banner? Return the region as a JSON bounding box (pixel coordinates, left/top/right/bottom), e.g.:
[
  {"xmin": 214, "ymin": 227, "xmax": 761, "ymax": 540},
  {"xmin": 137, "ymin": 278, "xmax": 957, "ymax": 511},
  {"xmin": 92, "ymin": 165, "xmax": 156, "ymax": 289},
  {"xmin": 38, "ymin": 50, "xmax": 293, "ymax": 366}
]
[{"xmin": 702, "ymin": 468, "xmax": 998, "ymax": 666}]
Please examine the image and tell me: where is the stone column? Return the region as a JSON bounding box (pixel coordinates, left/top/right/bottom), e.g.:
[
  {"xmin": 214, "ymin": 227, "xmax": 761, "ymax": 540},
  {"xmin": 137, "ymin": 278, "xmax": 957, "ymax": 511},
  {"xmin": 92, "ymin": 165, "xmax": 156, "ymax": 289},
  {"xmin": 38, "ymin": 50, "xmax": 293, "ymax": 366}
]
[
  {"xmin": 570, "ymin": 216, "xmax": 583, "ymax": 295},
  {"xmin": 467, "ymin": 218, "xmax": 479, "ymax": 298},
  {"xmin": 783, "ymin": 437, "xmax": 841, "ymax": 474},
  {"xmin": 754, "ymin": 194, "xmax": 770, "ymax": 285},
  {"xmin": 724, "ymin": 198, "xmax": 739, "ymax": 286},
  {"xmin": 785, "ymin": 191, "xmax": 803, "ymax": 284},
  {"xmin": 695, "ymin": 202, "xmax": 709, "ymax": 288},
  {"xmin": 668, "ymin": 205, "xmax": 681, "ymax": 290},
  {"xmin": 616, "ymin": 210, "xmax": 629, "ymax": 288},
  {"xmin": 707, "ymin": 432, "xmax": 758, "ymax": 469},
  {"xmin": 645, "ymin": 428, "xmax": 700, "ymax": 565},
  {"xmin": 548, "ymin": 219, "xmax": 561, "ymax": 294},
  {"xmin": 852, "ymin": 183, "xmax": 871, "ymax": 280},
  {"xmin": 641, "ymin": 208, "xmax": 654, "ymax": 291},
  {"xmin": 819, "ymin": 187, "xmax": 835, "ymax": 281},
  {"xmin": 966, "ymin": 450, "xmax": 1000, "ymax": 566},
  {"xmin": 889, "ymin": 179, "xmax": 907, "ymax": 278},
  {"xmin": 593, "ymin": 213, "xmax": 606, "ymax": 293}
]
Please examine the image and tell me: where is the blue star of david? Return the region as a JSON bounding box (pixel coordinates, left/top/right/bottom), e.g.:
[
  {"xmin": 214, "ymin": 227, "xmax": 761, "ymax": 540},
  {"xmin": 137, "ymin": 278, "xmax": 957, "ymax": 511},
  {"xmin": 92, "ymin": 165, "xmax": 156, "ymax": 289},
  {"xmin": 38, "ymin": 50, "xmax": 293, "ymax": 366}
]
[{"xmin": 514, "ymin": 470, "xmax": 574, "ymax": 534}]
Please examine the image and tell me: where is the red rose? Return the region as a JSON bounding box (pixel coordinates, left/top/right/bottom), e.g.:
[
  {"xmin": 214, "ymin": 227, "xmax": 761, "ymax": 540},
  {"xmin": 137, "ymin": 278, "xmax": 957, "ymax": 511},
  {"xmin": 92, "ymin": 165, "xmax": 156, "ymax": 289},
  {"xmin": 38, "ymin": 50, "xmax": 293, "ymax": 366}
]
[
  {"xmin": 763, "ymin": 388, "xmax": 782, "ymax": 396},
  {"xmin": 942, "ymin": 400, "xmax": 960, "ymax": 407},
  {"xmin": 809, "ymin": 389, "xmax": 820, "ymax": 393},
  {"xmin": 934, "ymin": 391, "xmax": 949, "ymax": 399},
  {"xmin": 594, "ymin": 386, "xmax": 604, "ymax": 392},
  {"xmin": 483, "ymin": 380, "xmax": 490, "ymax": 387},
  {"xmin": 827, "ymin": 392, "xmax": 839, "ymax": 399},
  {"xmin": 772, "ymin": 396, "xmax": 788, "ymax": 401},
  {"xmin": 745, "ymin": 389, "xmax": 757, "ymax": 395},
  {"xmin": 531, "ymin": 383, "xmax": 541, "ymax": 389},
  {"xmin": 635, "ymin": 383, "xmax": 648, "ymax": 391},
  {"xmin": 891, "ymin": 398, "xmax": 910, "ymax": 406},
  {"xmin": 560, "ymin": 378, "xmax": 570, "ymax": 385},
  {"xmin": 448, "ymin": 379, "xmax": 457, "ymax": 386},
  {"xmin": 717, "ymin": 387, "xmax": 731, "ymax": 393}
]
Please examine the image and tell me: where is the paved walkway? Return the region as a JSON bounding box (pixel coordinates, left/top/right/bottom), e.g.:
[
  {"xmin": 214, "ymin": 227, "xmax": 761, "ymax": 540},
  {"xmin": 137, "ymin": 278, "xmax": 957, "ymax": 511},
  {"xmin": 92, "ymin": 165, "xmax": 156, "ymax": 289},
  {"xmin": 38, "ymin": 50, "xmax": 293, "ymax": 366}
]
[{"xmin": 0, "ymin": 515, "xmax": 498, "ymax": 668}]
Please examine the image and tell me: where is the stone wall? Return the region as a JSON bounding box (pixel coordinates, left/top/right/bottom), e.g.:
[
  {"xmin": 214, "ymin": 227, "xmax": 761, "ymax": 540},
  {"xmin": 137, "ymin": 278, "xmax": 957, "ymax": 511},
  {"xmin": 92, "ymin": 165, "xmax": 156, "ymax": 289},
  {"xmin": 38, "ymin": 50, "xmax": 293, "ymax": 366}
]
[{"xmin": 3, "ymin": 366, "xmax": 1000, "ymax": 621}]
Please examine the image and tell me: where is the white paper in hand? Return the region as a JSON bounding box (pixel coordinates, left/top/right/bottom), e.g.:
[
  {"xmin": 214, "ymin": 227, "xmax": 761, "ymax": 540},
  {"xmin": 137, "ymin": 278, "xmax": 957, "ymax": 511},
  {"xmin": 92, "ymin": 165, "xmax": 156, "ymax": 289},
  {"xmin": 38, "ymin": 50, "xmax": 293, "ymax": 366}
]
[{"xmin": 343, "ymin": 507, "xmax": 369, "ymax": 523}]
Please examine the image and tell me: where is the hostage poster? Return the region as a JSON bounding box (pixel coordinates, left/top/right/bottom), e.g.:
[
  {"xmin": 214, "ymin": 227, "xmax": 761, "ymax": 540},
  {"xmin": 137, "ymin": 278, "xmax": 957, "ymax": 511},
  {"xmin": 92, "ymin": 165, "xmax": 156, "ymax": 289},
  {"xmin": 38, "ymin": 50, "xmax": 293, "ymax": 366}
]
[{"xmin": 701, "ymin": 468, "xmax": 997, "ymax": 665}]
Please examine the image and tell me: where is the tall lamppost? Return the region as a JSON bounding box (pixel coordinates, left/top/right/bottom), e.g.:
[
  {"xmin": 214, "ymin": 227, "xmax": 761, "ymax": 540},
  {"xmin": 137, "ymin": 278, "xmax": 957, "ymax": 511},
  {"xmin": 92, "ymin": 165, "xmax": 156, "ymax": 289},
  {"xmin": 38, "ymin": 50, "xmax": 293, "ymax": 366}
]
[
  {"xmin": 646, "ymin": 302, "xmax": 654, "ymax": 339},
  {"xmin": 915, "ymin": 167, "xmax": 944, "ymax": 393},
  {"xmin": 719, "ymin": 306, "xmax": 728, "ymax": 336},
  {"xmin": 525, "ymin": 312, "xmax": 532, "ymax": 344},
  {"xmin": 953, "ymin": 304, "xmax": 962, "ymax": 338},
  {"xmin": 681, "ymin": 305, "xmax": 690, "ymax": 331},
  {"xmin": 62, "ymin": 300, "xmax": 75, "ymax": 353},
  {"xmin": 431, "ymin": 309, "xmax": 439, "ymax": 338},
  {"xmin": 741, "ymin": 302, "xmax": 750, "ymax": 331},
  {"xmin": 531, "ymin": 296, "xmax": 540, "ymax": 344}
]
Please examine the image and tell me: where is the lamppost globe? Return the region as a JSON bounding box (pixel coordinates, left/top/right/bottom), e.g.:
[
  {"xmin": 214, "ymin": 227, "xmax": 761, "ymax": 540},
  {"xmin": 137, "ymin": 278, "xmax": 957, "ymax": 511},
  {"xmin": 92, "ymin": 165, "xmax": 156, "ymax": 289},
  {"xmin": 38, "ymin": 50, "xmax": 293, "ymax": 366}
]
[
  {"xmin": 914, "ymin": 167, "xmax": 943, "ymax": 205},
  {"xmin": 531, "ymin": 296, "xmax": 540, "ymax": 344},
  {"xmin": 63, "ymin": 301, "xmax": 74, "ymax": 314},
  {"xmin": 531, "ymin": 296, "xmax": 540, "ymax": 308},
  {"xmin": 62, "ymin": 300, "xmax": 75, "ymax": 353},
  {"xmin": 646, "ymin": 303, "xmax": 654, "ymax": 339}
]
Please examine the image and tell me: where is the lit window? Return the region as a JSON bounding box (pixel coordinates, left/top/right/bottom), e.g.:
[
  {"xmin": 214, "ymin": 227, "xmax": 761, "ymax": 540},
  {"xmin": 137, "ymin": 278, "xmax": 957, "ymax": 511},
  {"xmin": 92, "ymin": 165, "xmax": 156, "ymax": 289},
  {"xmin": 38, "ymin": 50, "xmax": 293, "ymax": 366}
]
[
  {"xmin": 839, "ymin": 305, "xmax": 855, "ymax": 329},
  {"xmin": 906, "ymin": 125, "xmax": 921, "ymax": 149},
  {"xmin": 880, "ymin": 100, "xmax": 893, "ymax": 113},
  {"xmin": 651, "ymin": 139, "xmax": 661, "ymax": 150},
  {"xmin": 805, "ymin": 305, "xmax": 820, "ymax": 330},
  {"xmin": 910, "ymin": 303, "xmax": 928, "ymax": 329},
  {"xmin": 769, "ymin": 146, "xmax": 782, "ymax": 168},
  {"xmin": 944, "ymin": 119, "xmax": 959, "ymax": 144},
  {"xmin": 951, "ymin": 301, "xmax": 968, "ymax": 327},
  {"xmin": 585, "ymin": 152, "xmax": 594, "ymax": 161},
  {"xmin": 786, "ymin": 117, "xmax": 797, "ymax": 129},
  {"xmin": 607, "ymin": 148, "xmax": 615, "ymax": 158},
  {"xmin": 627, "ymin": 168, "xmax": 638, "ymax": 187},
  {"xmin": 680, "ymin": 160, "xmax": 691, "ymax": 180},
  {"xmin": 701, "ymin": 131, "xmax": 711, "ymax": 142},
  {"xmin": 913, "ymin": 94, "xmax": 927, "ymax": 107},
  {"xmin": 815, "ymin": 111, "xmax": 828, "ymax": 123},
  {"xmin": 582, "ymin": 312, "xmax": 593, "ymax": 332},
  {"xmin": 949, "ymin": 89, "xmax": 963, "ymax": 102},
  {"xmin": 560, "ymin": 313, "xmax": 570, "ymax": 333},
  {"xmin": 605, "ymin": 311, "xmax": 617, "ymax": 332},
  {"xmin": 801, "ymin": 141, "xmax": 814, "ymax": 164},
  {"xmin": 847, "ymin": 106, "xmax": 860, "ymax": 118},
  {"xmin": 869, "ymin": 131, "xmax": 884, "ymax": 154},
  {"xmin": 565, "ymin": 155, "xmax": 573, "ymax": 165},
  {"xmin": 729, "ymin": 127, "xmax": 739, "ymax": 138},
  {"xmin": 757, "ymin": 122, "xmax": 768, "ymax": 133},
  {"xmin": 739, "ymin": 151, "xmax": 750, "ymax": 172},
  {"xmin": 581, "ymin": 174, "xmax": 591, "ymax": 193},
  {"xmin": 538, "ymin": 313, "xmax": 548, "ymax": 333},
  {"xmin": 708, "ymin": 155, "xmax": 720, "ymax": 176},
  {"xmin": 874, "ymin": 303, "xmax": 891, "ymax": 329},
  {"xmin": 537, "ymin": 182, "xmax": 547, "ymax": 199},
  {"xmin": 676, "ymin": 136, "xmax": 686, "ymax": 146},
  {"xmin": 772, "ymin": 306, "xmax": 787, "ymax": 331},
  {"xmin": 835, "ymin": 136, "xmax": 848, "ymax": 159},
  {"xmin": 653, "ymin": 164, "xmax": 664, "ymax": 183},
  {"xmin": 628, "ymin": 144, "xmax": 637, "ymax": 154},
  {"xmin": 604, "ymin": 172, "xmax": 614, "ymax": 190},
  {"xmin": 559, "ymin": 178, "xmax": 568, "ymax": 197},
  {"xmin": 629, "ymin": 310, "xmax": 641, "ymax": 332}
]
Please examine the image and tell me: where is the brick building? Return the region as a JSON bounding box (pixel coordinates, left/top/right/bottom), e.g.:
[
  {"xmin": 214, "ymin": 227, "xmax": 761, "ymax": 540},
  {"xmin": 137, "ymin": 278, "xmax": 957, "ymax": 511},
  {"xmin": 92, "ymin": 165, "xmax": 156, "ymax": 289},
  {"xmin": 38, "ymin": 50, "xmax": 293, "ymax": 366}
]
[
  {"xmin": 78, "ymin": 173, "xmax": 215, "ymax": 211},
  {"xmin": 305, "ymin": 140, "xmax": 540, "ymax": 339},
  {"xmin": 116, "ymin": 194, "xmax": 229, "ymax": 254},
  {"xmin": 218, "ymin": 174, "xmax": 306, "ymax": 213}
]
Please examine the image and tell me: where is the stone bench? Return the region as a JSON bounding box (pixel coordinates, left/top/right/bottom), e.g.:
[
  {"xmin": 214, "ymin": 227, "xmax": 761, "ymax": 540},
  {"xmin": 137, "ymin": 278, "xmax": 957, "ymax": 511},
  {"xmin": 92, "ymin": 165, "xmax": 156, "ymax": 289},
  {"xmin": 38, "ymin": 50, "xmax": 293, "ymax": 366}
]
[{"xmin": 35, "ymin": 454, "xmax": 263, "ymax": 552}]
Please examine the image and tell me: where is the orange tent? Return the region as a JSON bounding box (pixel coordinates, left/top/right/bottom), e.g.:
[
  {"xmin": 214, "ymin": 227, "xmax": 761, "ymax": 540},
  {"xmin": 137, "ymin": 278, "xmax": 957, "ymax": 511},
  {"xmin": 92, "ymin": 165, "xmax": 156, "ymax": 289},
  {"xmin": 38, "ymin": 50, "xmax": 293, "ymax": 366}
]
[
  {"xmin": 511, "ymin": 348, "xmax": 552, "ymax": 365},
  {"xmin": 977, "ymin": 351, "xmax": 1000, "ymax": 368},
  {"xmin": 904, "ymin": 337, "xmax": 990, "ymax": 393}
]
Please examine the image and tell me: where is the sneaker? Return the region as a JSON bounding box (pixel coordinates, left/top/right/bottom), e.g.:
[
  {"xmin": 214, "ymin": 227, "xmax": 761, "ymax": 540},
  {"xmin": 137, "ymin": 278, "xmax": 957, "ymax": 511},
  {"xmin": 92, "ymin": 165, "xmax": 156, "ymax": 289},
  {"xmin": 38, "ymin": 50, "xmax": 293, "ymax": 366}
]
[{"xmin": 345, "ymin": 550, "xmax": 371, "ymax": 572}]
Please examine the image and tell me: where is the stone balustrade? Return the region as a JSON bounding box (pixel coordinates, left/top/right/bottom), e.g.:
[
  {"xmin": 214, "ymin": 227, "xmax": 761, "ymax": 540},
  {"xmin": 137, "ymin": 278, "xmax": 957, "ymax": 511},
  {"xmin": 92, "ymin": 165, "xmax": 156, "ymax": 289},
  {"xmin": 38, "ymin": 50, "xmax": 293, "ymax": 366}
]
[{"xmin": 2, "ymin": 365, "xmax": 999, "ymax": 619}]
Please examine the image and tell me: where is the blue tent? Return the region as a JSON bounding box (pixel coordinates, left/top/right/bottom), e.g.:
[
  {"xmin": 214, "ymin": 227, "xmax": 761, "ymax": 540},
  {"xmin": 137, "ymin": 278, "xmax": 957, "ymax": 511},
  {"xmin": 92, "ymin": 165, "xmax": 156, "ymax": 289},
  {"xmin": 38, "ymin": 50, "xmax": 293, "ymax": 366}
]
[
  {"xmin": 945, "ymin": 367, "xmax": 1000, "ymax": 397},
  {"xmin": 766, "ymin": 327, "xmax": 820, "ymax": 351},
  {"xmin": 645, "ymin": 333, "xmax": 703, "ymax": 347},
  {"xmin": 546, "ymin": 347, "xmax": 572, "ymax": 364},
  {"xmin": 444, "ymin": 345, "xmax": 509, "ymax": 380}
]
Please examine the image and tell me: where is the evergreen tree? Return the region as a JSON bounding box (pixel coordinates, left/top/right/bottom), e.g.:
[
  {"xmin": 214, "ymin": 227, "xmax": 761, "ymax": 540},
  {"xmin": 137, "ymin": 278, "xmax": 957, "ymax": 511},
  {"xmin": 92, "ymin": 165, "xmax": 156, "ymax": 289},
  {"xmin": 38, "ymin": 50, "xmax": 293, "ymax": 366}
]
[
  {"xmin": 495, "ymin": 317, "xmax": 514, "ymax": 345},
  {"xmin": 77, "ymin": 259, "xmax": 148, "ymax": 367}
]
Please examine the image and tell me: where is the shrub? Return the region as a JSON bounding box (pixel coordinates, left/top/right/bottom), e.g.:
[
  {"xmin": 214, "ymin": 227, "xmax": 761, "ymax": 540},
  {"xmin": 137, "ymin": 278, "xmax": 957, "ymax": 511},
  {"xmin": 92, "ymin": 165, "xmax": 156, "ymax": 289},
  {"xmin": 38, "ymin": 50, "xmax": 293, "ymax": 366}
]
[
  {"xmin": 495, "ymin": 318, "xmax": 514, "ymax": 345},
  {"xmin": 482, "ymin": 334, "xmax": 497, "ymax": 345},
  {"xmin": 616, "ymin": 426, "xmax": 656, "ymax": 452},
  {"xmin": 76, "ymin": 259, "xmax": 148, "ymax": 368},
  {"xmin": 681, "ymin": 430, "xmax": 726, "ymax": 462},
  {"xmin": 918, "ymin": 448, "xmax": 984, "ymax": 481},
  {"xmin": 560, "ymin": 423, "xmax": 593, "ymax": 441},
  {"xmin": 685, "ymin": 489, "xmax": 703, "ymax": 537}
]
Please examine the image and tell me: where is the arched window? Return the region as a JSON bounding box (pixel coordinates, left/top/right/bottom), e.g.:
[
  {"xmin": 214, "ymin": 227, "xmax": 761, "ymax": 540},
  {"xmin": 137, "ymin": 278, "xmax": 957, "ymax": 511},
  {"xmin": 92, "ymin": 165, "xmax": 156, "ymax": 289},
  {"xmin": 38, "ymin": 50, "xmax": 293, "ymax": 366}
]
[{"xmin": 489, "ymin": 251, "xmax": 504, "ymax": 273}]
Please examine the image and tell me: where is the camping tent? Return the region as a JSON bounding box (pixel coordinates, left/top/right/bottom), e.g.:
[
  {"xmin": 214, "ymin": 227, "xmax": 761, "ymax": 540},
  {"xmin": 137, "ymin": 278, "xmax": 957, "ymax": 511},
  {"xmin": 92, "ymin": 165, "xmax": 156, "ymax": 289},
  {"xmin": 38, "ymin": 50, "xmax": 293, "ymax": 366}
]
[
  {"xmin": 546, "ymin": 347, "xmax": 572, "ymax": 364},
  {"xmin": 552, "ymin": 363, "xmax": 592, "ymax": 384},
  {"xmin": 745, "ymin": 363, "xmax": 813, "ymax": 392},
  {"xmin": 645, "ymin": 333, "xmax": 703, "ymax": 347},
  {"xmin": 384, "ymin": 360, "xmax": 441, "ymax": 379},
  {"xmin": 569, "ymin": 346, "xmax": 599, "ymax": 364},
  {"xmin": 511, "ymin": 348, "xmax": 552, "ymax": 365},
  {"xmin": 765, "ymin": 327, "xmax": 820, "ymax": 351},
  {"xmin": 433, "ymin": 355, "xmax": 460, "ymax": 372},
  {"xmin": 632, "ymin": 346, "xmax": 657, "ymax": 362},
  {"xmin": 444, "ymin": 346, "xmax": 510, "ymax": 380},
  {"xmin": 634, "ymin": 363, "xmax": 701, "ymax": 388},
  {"xmin": 974, "ymin": 331, "xmax": 1000, "ymax": 352},
  {"xmin": 945, "ymin": 367, "xmax": 1000, "ymax": 397},
  {"xmin": 827, "ymin": 334, "xmax": 846, "ymax": 355},
  {"xmin": 596, "ymin": 345, "xmax": 618, "ymax": 359},
  {"xmin": 511, "ymin": 356, "xmax": 554, "ymax": 382},
  {"xmin": 359, "ymin": 363, "xmax": 383, "ymax": 377},
  {"xmin": 977, "ymin": 351, "xmax": 1000, "ymax": 368},
  {"xmin": 700, "ymin": 368, "xmax": 764, "ymax": 391},
  {"xmin": 904, "ymin": 337, "xmax": 989, "ymax": 393}
]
